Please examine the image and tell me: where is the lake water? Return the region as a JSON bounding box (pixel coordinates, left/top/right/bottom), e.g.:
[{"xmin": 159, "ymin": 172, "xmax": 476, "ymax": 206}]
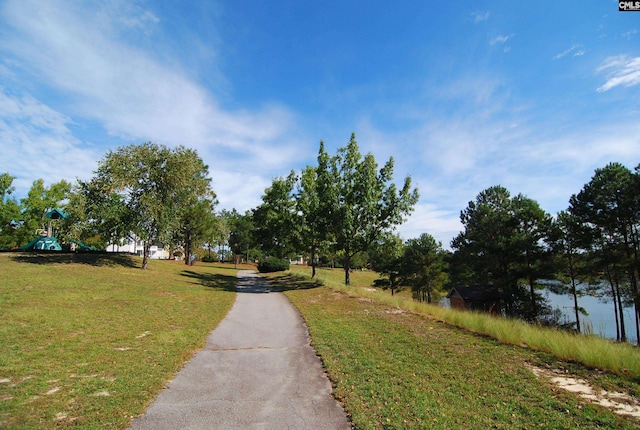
[{"xmin": 543, "ymin": 289, "xmax": 638, "ymax": 344}]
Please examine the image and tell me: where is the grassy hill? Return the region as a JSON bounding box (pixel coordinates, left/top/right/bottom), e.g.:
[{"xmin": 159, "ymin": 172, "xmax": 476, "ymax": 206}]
[
  {"xmin": 2, "ymin": 254, "xmax": 639, "ymax": 429},
  {"xmin": 273, "ymin": 266, "xmax": 640, "ymax": 429},
  {"xmin": 0, "ymin": 253, "xmax": 237, "ymax": 429}
]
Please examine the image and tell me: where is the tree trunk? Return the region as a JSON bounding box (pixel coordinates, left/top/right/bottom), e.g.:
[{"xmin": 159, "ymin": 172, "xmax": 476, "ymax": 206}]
[
  {"xmin": 344, "ymin": 249, "xmax": 351, "ymax": 285},
  {"xmin": 185, "ymin": 228, "xmax": 192, "ymax": 266},
  {"xmin": 616, "ymin": 280, "xmax": 627, "ymax": 343},
  {"xmin": 142, "ymin": 240, "xmax": 150, "ymax": 270},
  {"xmin": 568, "ymin": 253, "xmax": 581, "ymax": 333},
  {"xmin": 608, "ymin": 264, "xmax": 627, "ymax": 342},
  {"xmin": 528, "ymin": 274, "xmax": 537, "ymax": 322}
]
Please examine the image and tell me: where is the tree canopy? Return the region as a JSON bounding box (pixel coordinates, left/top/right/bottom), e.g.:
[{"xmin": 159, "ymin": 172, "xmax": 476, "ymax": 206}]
[{"xmin": 82, "ymin": 142, "xmax": 215, "ymax": 269}]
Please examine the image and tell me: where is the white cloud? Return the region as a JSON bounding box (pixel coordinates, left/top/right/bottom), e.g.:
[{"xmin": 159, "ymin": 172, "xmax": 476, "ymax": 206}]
[
  {"xmin": 397, "ymin": 203, "xmax": 462, "ymax": 248},
  {"xmin": 0, "ymin": 88, "xmax": 100, "ymax": 195},
  {"xmin": 0, "ymin": 0, "xmax": 302, "ymax": 150},
  {"xmin": 0, "ymin": 0, "xmax": 307, "ymax": 210},
  {"xmin": 554, "ymin": 44, "xmax": 585, "ymax": 60},
  {"xmin": 597, "ymin": 55, "xmax": 640, "ymax": 92}
]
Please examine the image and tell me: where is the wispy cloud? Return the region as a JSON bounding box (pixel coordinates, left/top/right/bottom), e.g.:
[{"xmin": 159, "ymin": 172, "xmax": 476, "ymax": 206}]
[
  {"xmin": 471, "ymin": 11, "xmax": 490, "ymax": 23},
  {"xmin": 490, "ymin": 34, "xmax": 513, "ymax": 45},
  {"xmin": 0, "ymin": 0, "xmax": 305, "ymax": 205},
  {"xmin": 597, "ymin": 55, "xmax": 640, "ymax": 92},
  {"xmin": 553, "ymin": 44, "xmax": 585, "ymax": 60},
  {"xmin": 0, "ymin": 88, "xmax": 100, "ymax": 192},
  {"xmin": 1, "ymin": 0, "xmax": 292, "ymax": 150}
]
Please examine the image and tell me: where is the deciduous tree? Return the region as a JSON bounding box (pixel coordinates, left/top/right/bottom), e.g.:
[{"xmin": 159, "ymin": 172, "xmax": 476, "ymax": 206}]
[
  {"xmin": 0, "ymin": 173, "xmax": 20, "ymax": 249},
  {"xmin": 325, "ymin": 133, "xmax": 418, "ymax": 285},
  {"xmin": 85, "ymin": 142, "xmax": 214, "ymax": 269},
  {"xmin": 253, "ymin": 171, "xmax": 297, "ymax": 259},
  {"xmin": 16, "ymin": 178, "xmax": 71, "ymax": 246}
]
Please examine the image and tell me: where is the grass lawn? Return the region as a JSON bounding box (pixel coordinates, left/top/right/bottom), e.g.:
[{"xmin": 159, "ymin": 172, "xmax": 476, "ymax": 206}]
[
  {"xmin": 0, "ymin": 253, "xmax": 238, "ymax": 429},
  {"xmin": 268, "ymin": 270, "xmax": 640, "ymax": 429}
]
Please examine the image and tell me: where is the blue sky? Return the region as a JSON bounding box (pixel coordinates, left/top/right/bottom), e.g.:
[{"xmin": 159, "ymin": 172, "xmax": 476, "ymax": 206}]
[{"xmin": 1, "ymin": 0, "xmax": 639, "ymax": 247}]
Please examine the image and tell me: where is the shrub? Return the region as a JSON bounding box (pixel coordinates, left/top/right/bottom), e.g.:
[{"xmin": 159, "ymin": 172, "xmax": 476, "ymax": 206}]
[{"xmin": 258, "ymin": 257, "xmax": 290, "ymax": 273}]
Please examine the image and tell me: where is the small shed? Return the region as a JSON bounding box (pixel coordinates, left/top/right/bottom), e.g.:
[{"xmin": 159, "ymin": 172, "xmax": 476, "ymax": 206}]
[{"xmin": 446, "ymin": 285, "xmax": 501, "ymax": 314}]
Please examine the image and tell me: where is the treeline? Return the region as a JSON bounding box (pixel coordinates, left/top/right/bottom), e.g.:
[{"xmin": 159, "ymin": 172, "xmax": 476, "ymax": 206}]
[
  {"xmin": 0, "ymin": 143, "xmax": 217, "ymax": 269},
  {"xmin": 241, "ymin": 145, "xmax": 640, "ymax": 343},
  {"xmin": 1, "ymin": 137, "xmax": 639, "ymax": 342},
  {"xmin": 446, "ymin": 162, "xmax": 640, "ymax": 344}
]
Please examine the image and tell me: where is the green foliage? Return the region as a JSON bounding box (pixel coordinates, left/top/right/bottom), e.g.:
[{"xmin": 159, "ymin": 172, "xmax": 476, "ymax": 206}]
[
  {"xmin": 83, "ymin": 142, "xmax": 215, "ymax": 269},
  {"xmin": 227, "ymin": 209, "xmax": 256, "ymax": 261},
  {"xmin": 399, "ymin": 233, "xmax": 448, "ymax": 303},
  {"xmin": 295, "ymin": 163, "xmax": 329, "ymax": 278},
  {"xmin": 452, "ymin": 185, "xmax": 553, "ymax": 319},
  {"xmin": 253, "ymin": 171, "xmax": 297, "ymax": 259},
  {"xmin": 370, "ymin": 232, "xmax": 404, "ymax": 295},
  {"xmin": 568, "ymin": 162, "xmax": 640, "ymax": 342},
  {"xmin": 320, "ymin": 133, "xmax": 419, "ymax": 285},
  {"xmin": 257, "ymin": 257, "xmax": 290, "ymax": 273},
  {"xmin": 14, "ymin": 178, "xmax": 71, "ymax": 246},
  {"xmin": 0, "ymin": 173, "xmax": 20, "ymax": 249}
]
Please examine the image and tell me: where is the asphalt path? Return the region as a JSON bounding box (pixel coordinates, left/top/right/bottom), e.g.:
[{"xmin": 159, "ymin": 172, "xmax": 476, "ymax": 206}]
[{"xmin": 129, "ymin": 270, "xmax": 351, "ymax": 430}]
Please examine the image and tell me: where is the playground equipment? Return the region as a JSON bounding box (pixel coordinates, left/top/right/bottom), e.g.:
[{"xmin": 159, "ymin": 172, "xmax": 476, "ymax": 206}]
[
  {"xmin": 18, "ymin": 235, "xmax": 63, "ymax": 251},
  {"xmin": 17, "ymin": 208, "xmax": 94, "ymax": 251}
]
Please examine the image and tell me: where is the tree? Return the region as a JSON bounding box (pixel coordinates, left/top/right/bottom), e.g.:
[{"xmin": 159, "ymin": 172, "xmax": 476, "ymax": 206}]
[
  {"xmin": 451, "ymin": 186, "xmax": 553, "ymax": 319},
  {"xmin": 175, "ymin": 198, "xmax": 217, "ymax": 266},
  {"xmin": 511, "ymin": 194, "xmax": 554, "ymax": 321},
  {"xmin": 253, "ymin": 171, "xmax": 298, "ymax": 259},
  {"xmin": 568, "ymin": 162, "xmax": 640, "ymax": 343},
  {"xmin": 370, "ymin": 232, "xmax": 405, "ymax": 295},
  {"xmin": 167, "ymin": 146, "xmax": 217, "ymax": 266},
  {"xmin": 295, "ymin": 160, "xmax": 334, "ymax": 278},
  {"xmin": 73, "ymin": 181, "xmax": 134, "ymax": 250},
  {"xmin": 0, "ymin": 173, "xmax": 20, "ymax": 249},
  {"xmin": 228, "ymin": 210, "xmax": 256, "ymax": 265},
  {"xmin": 212, "ymin": 209, "xmax": 234, "ymax": 262},
  {"xmin": 399, "ymin": 233, "xmax": 448, "ymax": 303},
  {"xmin": 551, "ymin": 211, "xmax": 589, "ymax": 333},
  {"xmin": 452, "ymin": 186, "xmax": 518, "ymax": 315},
  {"xmin": 16, "ymin": 178, "xmax": 71, "ymax": 246},
  {"xmin": 324, "ymin": 133, "xmax": 419, "ymax": 285},
  {"xmin": 85, "ymin": 142, "xmax": 214, "ymax": 269}
]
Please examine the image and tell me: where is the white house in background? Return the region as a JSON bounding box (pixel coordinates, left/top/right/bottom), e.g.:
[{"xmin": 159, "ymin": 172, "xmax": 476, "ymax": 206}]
[
  {"xmin": 105, "ymin": 235, "xmax": 171, "ymax": 260},
  {"xmin": 289, "ymin": 255, "xmax": 305, "ymax": 265}
]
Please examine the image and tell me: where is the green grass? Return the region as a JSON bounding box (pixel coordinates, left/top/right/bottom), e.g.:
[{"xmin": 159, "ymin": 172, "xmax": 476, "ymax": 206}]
[
  {"xmin": 268, "ymin": 271, "xmax": 640, "ymax": 429},
  {"xmin": 289, "ymin": 265, "xmax": 640, "ymax": 379},
  {"xmin": 0, "ymin": 253, "xmax": 237, "ymax": 429}
]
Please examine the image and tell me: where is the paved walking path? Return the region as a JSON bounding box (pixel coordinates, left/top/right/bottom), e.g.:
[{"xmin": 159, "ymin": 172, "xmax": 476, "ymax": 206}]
[{"xmin": 130, "ymin": 270, "xmax": 350, "ymax": 430}]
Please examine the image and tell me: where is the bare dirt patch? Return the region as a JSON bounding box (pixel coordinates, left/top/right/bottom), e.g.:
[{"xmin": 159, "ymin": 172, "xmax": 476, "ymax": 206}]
[{"xmin": 526, "ymin": 363, "xmax": 640, "ymax": 419}]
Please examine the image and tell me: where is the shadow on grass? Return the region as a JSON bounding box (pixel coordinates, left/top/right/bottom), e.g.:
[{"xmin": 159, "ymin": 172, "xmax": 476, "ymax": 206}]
[
  {"xmin": 9, "ymin": 251, "xmax": 139, "ymax": 268},
  {"xmin": 197, "ymin": 262, "xmax": 258, "ymax": 272},
  {"xmin": 266, "ymin": 272, "xmax": 323, "ymax": 292},
  {"xmin": 181, "ymin": 270, "xmax": 237, "ymax": 292}
]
